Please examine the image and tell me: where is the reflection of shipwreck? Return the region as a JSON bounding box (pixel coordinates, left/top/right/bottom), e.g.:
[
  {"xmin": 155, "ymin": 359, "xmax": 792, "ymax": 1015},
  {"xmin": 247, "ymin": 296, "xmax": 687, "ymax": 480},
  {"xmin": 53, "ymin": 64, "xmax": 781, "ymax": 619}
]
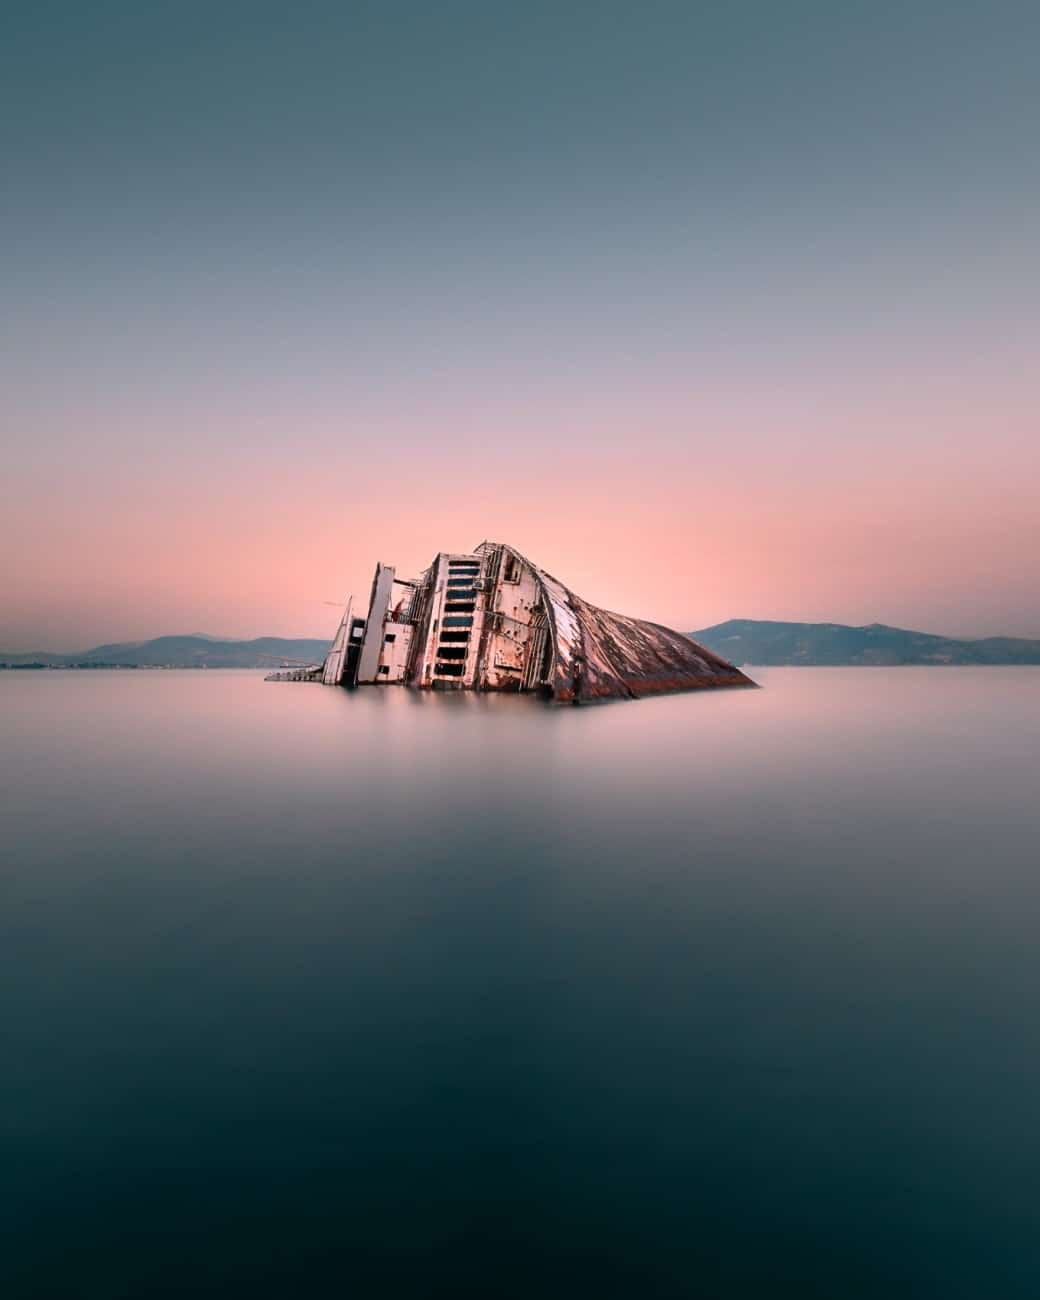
[{"xmin": 270, "ymin": 541, "xmax": 754, "ymax": 702}]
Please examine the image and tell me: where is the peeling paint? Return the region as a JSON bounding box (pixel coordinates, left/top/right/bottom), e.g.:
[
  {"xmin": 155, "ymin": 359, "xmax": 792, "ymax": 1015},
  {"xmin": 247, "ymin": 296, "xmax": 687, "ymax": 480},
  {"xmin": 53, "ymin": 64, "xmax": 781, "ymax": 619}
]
[{"xmin": 268, "ymin": 541, "xmax": 755, "ymax": 702}]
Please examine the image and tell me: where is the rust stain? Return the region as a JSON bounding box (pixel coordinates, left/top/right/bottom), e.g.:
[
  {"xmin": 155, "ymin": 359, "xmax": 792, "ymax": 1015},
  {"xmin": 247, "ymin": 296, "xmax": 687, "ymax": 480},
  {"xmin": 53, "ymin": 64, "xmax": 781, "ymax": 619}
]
[{"xmin": 269, "ymin": 540, "xmax": 755, "ymax": 702}]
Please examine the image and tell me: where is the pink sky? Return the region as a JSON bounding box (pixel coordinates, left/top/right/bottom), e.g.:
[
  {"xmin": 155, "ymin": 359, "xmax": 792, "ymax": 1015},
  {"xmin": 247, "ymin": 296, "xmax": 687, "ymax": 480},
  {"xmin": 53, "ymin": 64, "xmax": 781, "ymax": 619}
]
[
  {"xmin": 4, "ymin": 346, "xmax": 1037, "ymax": 651},
  {"xmin": 4, "ymin": 0, "xmax": 1038, "ymax": 653}
]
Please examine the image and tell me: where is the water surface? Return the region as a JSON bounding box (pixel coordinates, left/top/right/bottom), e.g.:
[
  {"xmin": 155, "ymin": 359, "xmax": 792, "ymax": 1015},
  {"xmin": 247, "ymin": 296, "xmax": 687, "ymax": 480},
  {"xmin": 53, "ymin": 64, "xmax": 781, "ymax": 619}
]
[{"xmin": 3, "ymin": 668, "xmax": 1039, "ymax": 1296}]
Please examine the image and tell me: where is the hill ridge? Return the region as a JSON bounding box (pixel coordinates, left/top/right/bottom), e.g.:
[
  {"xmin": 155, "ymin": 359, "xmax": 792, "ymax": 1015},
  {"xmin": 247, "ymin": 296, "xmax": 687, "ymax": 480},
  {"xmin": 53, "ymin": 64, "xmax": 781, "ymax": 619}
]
[
  {"xmin": 0, "ymin": 635, "xmax": 331, "ymax": 669},
  {"xmin": 691, "ymin": 620, "xmax": 1040, "ymax": 666}
]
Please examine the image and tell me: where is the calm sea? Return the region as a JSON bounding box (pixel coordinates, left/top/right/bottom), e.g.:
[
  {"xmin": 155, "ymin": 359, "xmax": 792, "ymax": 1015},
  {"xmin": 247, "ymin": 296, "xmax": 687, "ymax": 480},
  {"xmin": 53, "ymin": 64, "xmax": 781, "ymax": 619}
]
[{"xmin": 2, "ymin": 667, "xmax": 1039, "ymax": 1297}]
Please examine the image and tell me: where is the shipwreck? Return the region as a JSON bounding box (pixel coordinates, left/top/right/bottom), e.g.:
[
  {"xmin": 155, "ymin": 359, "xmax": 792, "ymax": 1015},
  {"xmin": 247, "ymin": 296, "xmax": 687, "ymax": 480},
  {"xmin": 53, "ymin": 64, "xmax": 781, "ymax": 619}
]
[{"xmin": 269, "ymin": 541, "xmax": 754, "ymax": 702}]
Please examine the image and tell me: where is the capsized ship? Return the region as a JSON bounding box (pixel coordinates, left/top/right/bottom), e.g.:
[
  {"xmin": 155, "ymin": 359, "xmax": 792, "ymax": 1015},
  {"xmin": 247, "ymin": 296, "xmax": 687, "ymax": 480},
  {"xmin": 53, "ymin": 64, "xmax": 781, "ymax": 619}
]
[{"xmin": 269, "ymin": 541, "xmax": 754, "ymax": 702}]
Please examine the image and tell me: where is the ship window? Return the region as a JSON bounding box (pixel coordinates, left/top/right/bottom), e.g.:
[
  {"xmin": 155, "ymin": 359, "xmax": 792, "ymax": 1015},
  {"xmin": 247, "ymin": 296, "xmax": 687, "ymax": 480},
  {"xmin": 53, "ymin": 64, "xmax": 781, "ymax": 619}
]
[
  {"xmin": 443, "ymin": 616, "xmax": 473, "ymax": 628},
  {"xmin": 444, "ymin": 602, "xmax": 475, "ymax": 614},
  {"xmin": 434, "ymin": 662, "xmax": 465, "ymax": 676},
  {"xmin": 384, "ymin": 633, "xmax": 396, "ymax": 643},
  {"xmin": 437, "ymin": 647, "xmax": 468, "ymax": 660},
  {"xmin": 502, "ymin": 554, "xmax": 520, "ymax": 583},
  {"xmin": 378, "ymin": 665, "xmax": 390, "ymax": 675},
  {"xmin": 447, "ymin": 578, "xmax": 475, "ymax": 588},
  {"xmin": 439, "ymin": 631, "xmax": 470, "ymax": 643},
  {"xmin": 449, "ymin": 561, "xmax": 479, "ymax": 571}
]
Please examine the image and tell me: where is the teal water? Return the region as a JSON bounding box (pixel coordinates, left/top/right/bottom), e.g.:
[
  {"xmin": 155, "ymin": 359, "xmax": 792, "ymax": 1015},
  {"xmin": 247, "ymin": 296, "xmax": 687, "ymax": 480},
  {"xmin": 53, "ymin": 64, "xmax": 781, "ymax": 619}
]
[{"xmin": 3, "ymin": 668, "xmax": 1040, "ymax": 1297}]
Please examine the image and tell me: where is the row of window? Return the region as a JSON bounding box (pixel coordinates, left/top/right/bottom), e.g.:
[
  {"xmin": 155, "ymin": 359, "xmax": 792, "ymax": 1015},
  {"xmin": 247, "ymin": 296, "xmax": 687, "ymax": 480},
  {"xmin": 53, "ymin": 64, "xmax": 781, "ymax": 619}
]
[{"xmin": 435, "ymin": 563, "xmax": 477, "ymax": 677}]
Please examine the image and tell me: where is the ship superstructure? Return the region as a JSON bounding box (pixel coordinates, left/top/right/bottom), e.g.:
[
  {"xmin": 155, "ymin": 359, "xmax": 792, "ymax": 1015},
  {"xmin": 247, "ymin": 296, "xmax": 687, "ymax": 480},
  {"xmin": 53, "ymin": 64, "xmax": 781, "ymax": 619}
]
[{"xmin": 271, "ymin": 541, "xmax": 753, "ymax": 702}]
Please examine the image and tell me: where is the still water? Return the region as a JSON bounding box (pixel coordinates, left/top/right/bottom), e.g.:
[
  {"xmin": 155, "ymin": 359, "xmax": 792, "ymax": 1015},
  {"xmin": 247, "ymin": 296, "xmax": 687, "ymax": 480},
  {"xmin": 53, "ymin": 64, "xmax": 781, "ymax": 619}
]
[{"xmin": 2, "ymin": 668, "xmax": 1040, "ymax": 1297}]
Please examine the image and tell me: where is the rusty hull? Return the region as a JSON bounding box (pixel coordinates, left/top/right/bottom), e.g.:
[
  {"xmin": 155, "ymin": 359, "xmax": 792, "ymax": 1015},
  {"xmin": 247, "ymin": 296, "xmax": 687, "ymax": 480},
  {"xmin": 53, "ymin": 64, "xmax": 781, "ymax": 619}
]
[
  {"xmin": 516, "ymin": 550, "xmax": 755, "ymax": 702},
  {"xmin": 299, "ymin": 540, "xmax": 754, "ymax": 703}
]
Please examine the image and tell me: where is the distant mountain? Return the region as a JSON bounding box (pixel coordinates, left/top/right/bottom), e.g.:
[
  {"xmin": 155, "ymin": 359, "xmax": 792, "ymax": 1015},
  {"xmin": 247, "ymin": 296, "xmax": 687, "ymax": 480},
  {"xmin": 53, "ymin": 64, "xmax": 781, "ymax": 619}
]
[
  {"xmin": 8, "ymin": 622, "xmax": 1040, "ymax": 671},
  {"xmin": 0, "ymin": 636, "xmax": 331, "ymax": 669},
  {"xmin": 691, "ymin": 620, "xmax": 1040, "ymax": 667}
]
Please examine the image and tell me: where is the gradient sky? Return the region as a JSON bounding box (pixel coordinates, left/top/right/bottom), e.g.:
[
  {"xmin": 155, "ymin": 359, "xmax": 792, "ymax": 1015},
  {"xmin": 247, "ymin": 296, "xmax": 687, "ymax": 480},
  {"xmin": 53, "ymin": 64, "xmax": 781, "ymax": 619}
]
[{"xmin": 2, "ymin": 0, "xmax": 1037, "ymax": 651}]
